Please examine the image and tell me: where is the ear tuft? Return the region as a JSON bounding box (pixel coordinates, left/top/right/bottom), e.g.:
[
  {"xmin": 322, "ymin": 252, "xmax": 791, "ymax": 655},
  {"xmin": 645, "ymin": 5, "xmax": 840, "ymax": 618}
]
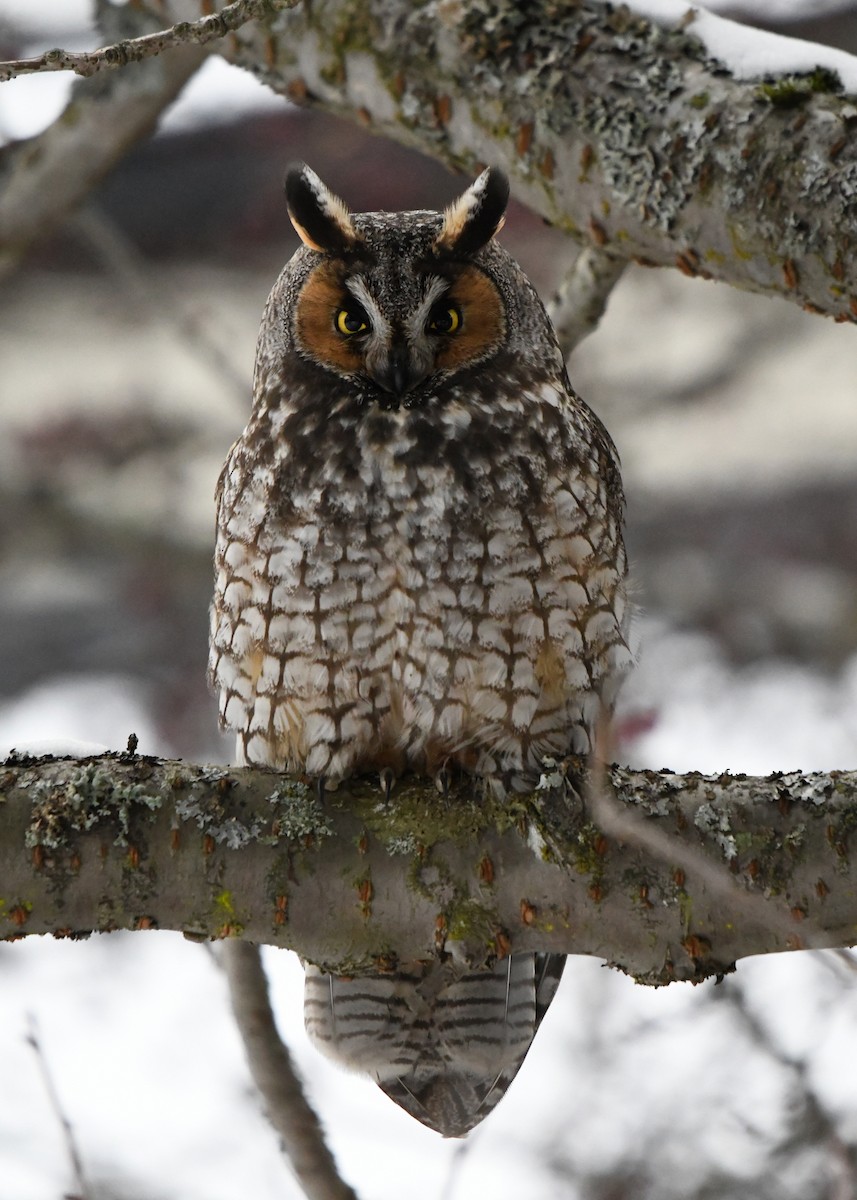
[
  {"xmin": 285, "ymin": 163, "xmax": 357, "ymax": 254},
  {"xmin": 435, "ymin": 167, "xmax": 510, "ymax": 256}
]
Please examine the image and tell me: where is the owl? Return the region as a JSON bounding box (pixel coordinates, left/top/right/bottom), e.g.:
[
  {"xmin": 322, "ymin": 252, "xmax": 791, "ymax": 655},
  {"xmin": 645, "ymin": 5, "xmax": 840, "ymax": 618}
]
[{"xmin": 209, "ymin": 164, "xmax": 631, "ymax": 1136}]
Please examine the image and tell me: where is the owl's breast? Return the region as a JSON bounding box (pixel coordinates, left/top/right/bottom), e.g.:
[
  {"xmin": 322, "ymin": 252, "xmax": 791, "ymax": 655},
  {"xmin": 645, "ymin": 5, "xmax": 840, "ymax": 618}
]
[{"xmin": 210, "ymin": 381, "xmax": 630, "ymax": 783}]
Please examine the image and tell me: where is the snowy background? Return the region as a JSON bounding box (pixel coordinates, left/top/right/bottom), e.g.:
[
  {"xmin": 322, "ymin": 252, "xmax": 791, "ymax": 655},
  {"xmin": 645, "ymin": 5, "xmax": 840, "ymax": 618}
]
[{"xmin": 3, "ymin": 2, "xmax": 857, "ymax": 1197}]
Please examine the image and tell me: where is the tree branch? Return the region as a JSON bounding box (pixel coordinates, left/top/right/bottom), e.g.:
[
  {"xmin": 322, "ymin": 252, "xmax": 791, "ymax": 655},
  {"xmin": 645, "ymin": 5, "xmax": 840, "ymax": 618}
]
[
  {"xmin": 26, "ymin": 1014, "xmax": 92, "ymax": 1200},
  {"xmin": 216, "ymin": 0, "xmax": 857, "ymax": 323},
  {"xmin": 547, "ymin": 248, "xmax": 628, "ymax": 358},
  {"xmin": 0, "ymin": 0, "xmax": 297, "ymax": 82},
  {"xmin": 221, "ymin": 941, "xmax": 359, "ymax": 1200},
  {"xmin": 4, "ymin": 0, "xmax": 856, "ymax": 322},
  {"xmin": 0, "ymin": 40, "xmax": 208, "ymax": 275},
  {"xmin": 3, "ymin": 752, "xmax": 856, "ymax": 985}
]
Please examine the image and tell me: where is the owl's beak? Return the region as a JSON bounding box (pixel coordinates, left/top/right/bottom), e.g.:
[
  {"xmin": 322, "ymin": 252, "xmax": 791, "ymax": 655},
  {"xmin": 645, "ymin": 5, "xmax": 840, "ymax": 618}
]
[{"xmin": 368, "ymin": 346, "xmax": 429, "ymax": 399}]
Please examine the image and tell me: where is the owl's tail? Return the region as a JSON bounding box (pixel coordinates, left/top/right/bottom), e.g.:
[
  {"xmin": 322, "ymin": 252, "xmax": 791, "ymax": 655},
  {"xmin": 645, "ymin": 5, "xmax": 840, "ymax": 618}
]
[{"xmin": 304, "ymin": 953, "xmax": 565, "ymax": 1137}]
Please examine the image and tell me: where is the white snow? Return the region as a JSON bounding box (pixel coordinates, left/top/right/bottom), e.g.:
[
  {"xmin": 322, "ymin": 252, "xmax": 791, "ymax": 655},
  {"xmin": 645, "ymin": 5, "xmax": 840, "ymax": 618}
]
[
  {"xmin": 0, "ymin": 676, "xmax": 159, "ymax": 761},
  {"xmin": 629, "ymin": 0, "xmax": 857, "ymax": 92}
]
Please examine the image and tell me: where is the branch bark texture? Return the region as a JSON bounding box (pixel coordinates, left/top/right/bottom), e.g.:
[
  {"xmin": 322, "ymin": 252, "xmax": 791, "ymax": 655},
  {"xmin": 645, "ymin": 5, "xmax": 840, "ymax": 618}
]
[
  {"xmin": 217, "ymin": 0, "xmax": 857, "ymax": 323},
  {"xmin": 0, "ymin": 0, "xmax": 291, "ymax": 273},
  {"xmin": 2, "ymin": 752, "xmax": 856, "ymax": 986}
]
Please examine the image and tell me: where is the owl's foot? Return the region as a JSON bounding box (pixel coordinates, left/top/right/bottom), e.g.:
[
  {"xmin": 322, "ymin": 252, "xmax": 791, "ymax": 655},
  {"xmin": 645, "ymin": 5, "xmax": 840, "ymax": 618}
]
[
  {"xmin": 316, "ymin": 776, "xmax": 327, "ymax": 804},
  {"xmin": 434, "ymin": 763, "xmax": 451, "ymax": 797},
  {"xmin": 379, "ymin": 766, "xmax": 395, "ymax": 801}
]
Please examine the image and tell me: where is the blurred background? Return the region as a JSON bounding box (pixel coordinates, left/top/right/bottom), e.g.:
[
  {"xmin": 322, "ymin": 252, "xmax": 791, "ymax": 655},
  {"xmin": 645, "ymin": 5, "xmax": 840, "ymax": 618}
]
[{"xmin": 3, "ymin": 2, "xmax": 857, "ymax": 1198}]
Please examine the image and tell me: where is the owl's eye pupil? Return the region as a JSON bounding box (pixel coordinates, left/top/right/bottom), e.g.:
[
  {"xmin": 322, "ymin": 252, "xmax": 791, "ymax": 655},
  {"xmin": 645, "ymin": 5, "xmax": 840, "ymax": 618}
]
[
  {"xmin": 427, "ymin": 305, "xmax": 461, "ymax": 335},
  {"xmin": 336, "ymin": 307, "xmax": 368, "ymax": 336}
]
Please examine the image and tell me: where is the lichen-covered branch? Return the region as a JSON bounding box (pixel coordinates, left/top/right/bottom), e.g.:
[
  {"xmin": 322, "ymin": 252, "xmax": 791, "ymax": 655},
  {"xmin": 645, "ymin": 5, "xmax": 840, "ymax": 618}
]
[
  {"xmin": 3, "ymin": 751, "xmax": 857, "ymax": 986},
  {"xmin": 215, "ymin": 0, "xmax": 857, "ymax": 323},
  {"xmin": 4, "ymin": 1, "xmax": 857, "ymax": 324}
]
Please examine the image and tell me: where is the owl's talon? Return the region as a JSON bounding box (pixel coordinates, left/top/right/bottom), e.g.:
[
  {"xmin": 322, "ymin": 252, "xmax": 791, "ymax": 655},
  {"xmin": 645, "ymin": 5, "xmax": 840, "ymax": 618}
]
[
  {"xmin": 434, "ymin": 766, "xmax": 451, "ymax": 797},
  {"xmin": 316, "ymin": 776, "xmax": 326, "ymax": 804},
  {"xmin": 379, "ymin": 767, "xmax": 395, "ymax": 801}
]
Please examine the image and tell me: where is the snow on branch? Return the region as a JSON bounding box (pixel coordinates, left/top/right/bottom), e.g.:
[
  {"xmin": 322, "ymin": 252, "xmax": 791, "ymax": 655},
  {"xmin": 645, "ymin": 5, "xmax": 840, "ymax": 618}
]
[
  {"xmin": 0, "ymin": 0, "xmax": 297, "ymax": 82},
  {"xmin": 2, "ymin": 751, "xmax": 856, "ymax": 986}
]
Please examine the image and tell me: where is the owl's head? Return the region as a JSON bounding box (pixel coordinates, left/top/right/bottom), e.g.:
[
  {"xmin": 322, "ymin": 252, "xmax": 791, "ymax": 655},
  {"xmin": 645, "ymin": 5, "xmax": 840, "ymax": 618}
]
[{"xmin": 261, "ymin": 164, "xmax": 558, "ymax": 411}]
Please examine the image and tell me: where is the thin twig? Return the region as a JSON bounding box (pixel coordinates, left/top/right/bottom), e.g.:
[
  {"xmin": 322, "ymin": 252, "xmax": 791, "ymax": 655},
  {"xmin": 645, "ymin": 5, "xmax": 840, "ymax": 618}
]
[
  {"xmin": 26, "ymin": 1014, "xmax": 92, "ymax": 1200},
  {"xmin": 0, "ymin": 35, "xmax": 208, "ymax": 276},
  {"xmin": 584, "ymin": 710, "xmax": 828, "ymax": 961},
  {"xmin": 589, "ymin": 761, "xmax": 826, "ymax": 956},
  {"xmin": 221, "ymin": 940, "xmax": 360, "ymax": 1200},
  {"xmin": 0, "ymin": 0, "xmax": 296, "ymax": 82},
  {"xmin": 439, "ymin": 1129, "xmax": 478, "ymax": 1200},
  {"xmin": 546, "ymin": 246, "xmax": 627, "ymax": 358}
]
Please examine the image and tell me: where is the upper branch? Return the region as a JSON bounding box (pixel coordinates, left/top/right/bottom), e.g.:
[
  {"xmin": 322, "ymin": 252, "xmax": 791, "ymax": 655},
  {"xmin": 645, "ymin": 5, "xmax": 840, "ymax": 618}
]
[
  {"xmin": 2, "ymin": 752, "xmax": 856, "ymax": 986},
  {"xmin": 0, "ymin": 0, "xmax": 298, "ymax": 82},
  {"xmin": 219, "ymin": 0, "xmax": 857, "ymax": 322}
]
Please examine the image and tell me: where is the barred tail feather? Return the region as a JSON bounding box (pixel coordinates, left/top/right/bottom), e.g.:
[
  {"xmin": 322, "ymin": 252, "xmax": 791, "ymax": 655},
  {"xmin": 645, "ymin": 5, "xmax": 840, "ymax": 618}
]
[{"xmin": 304, "ymin": 953, "xmax": 565, "ymax": 1137}]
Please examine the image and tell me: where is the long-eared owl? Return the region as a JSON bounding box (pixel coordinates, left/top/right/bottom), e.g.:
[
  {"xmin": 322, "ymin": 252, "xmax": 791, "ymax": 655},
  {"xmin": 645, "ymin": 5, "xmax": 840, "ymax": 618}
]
[{"xmin": 209, "ymin": 165, "xmax": 631, "ymax": 1137}]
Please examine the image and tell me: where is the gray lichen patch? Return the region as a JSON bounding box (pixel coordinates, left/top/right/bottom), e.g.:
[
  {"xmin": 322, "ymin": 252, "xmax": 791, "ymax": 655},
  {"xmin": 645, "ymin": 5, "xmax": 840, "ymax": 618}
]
[
  {"xmin": 267, "ymin": 780, "xmax": 334, "ymax": 845},
  {"xmin": 25, "ymin": 761, "xmax": 162, "ymax": 850},
  {"xmin": 694, "ymin": 801, "xmax": 738, "ymax": 861},
  {"xmin": 174, "ymin": 771, "xmax": 273, "ymax": 850}
]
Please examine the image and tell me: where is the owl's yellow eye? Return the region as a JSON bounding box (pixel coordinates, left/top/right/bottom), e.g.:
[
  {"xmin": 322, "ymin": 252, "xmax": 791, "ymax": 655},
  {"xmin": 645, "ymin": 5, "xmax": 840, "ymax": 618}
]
[
  {"xmin": 427, "ymin": 305, "xmax": 461, "ymax": 335},
  {"xmin": 336, "ymin": 307, "xmax": 368, "ymax": 336}
]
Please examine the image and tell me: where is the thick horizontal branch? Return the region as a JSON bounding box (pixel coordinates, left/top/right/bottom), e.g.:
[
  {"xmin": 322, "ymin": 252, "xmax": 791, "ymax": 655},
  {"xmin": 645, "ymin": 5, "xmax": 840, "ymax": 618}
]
[
  {"xmin": 2, "ymin": 752, "xmax": 856, "ymax": 985},
  {"xmin": 219, "ymin": 0, "xmax": 857, "ymax": 322}
]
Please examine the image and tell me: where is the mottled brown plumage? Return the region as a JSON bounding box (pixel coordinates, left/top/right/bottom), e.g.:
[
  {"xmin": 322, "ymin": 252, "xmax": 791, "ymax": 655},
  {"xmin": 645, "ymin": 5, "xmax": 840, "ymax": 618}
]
[{"xmin": 209, "ymin": 165, "xmax": 631, "ymax": 1135}]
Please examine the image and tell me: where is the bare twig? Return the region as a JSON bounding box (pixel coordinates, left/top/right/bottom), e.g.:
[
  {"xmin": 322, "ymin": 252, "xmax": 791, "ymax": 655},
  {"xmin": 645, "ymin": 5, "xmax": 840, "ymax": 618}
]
[
  {"xmin": 0, "ymin": 0, "xmax": 296, "ymax": 82},
  {"xmin": 589, "ymin": 762, "xmax": 819, "ymax": 957},
  {"xmin": 547, "ymin": 247, "xmax": 628, "ymax": 358},
  {"xmin": 221, "ymin": 941, "xmax": 360, "ymax": 1200},
  {"xmin": 439, "ymin": 1138, "xmax": 478, "ymax": 1200},
  {"xmin": 26, "ymin": 1014, "xmax": 91, "ymax": 1200}
]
